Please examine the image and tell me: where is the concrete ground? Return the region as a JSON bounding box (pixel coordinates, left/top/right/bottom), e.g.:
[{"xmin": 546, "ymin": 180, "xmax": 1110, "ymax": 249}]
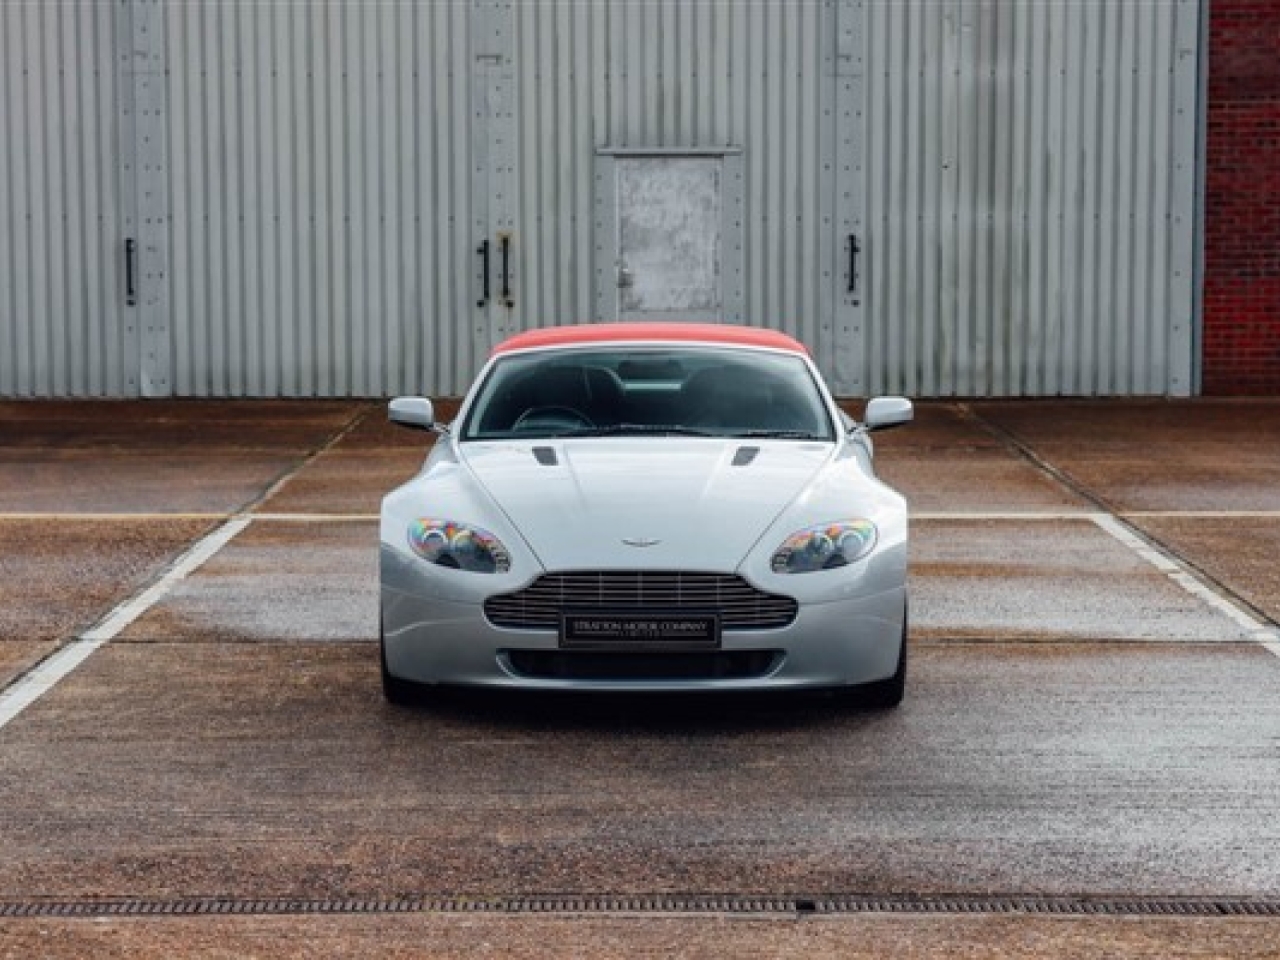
[{"xmin": 0, "ymin": 398, "xmax": 1278, "ymax": 957}]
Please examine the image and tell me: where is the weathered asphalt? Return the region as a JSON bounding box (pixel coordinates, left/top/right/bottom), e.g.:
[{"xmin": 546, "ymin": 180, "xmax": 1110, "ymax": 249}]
[
  {"xmin": 0, "ymin": 518, "xmax": 213, "ymax": 686},
  {"xmin": 119, "ymin": 521, "xmax": 378, "ymax": 643},
  {"xmin": 1132, "ymin": 516, "xmax": 1280, "ymax": 623},
  {"xmin": 2, "ymin": 640, "xmax": 1278, "ymax": 901},
  {"xmin": 970, "ymin": 399, "xmax": 1280, "ymax": 513},
  {"xmin": 0, "ymin": 400, "xmax": 361, "ymax": 515},
  {"xmin": 911, "ymin": 518, "xmax": 1257, "ymax": 641},
  {"xmin": 1, "ymin": 398, "xmax": 1278, "ymax": 957},
  {"xmin": 874, "ymin": 403, "xmax": 1090, "ymax": 514}
]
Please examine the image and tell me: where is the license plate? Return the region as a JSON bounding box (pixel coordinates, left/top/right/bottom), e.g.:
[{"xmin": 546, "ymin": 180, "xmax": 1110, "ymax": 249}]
[{"xmin": 560, "ymin": 611, "xmax": 721, "ymax": 650}]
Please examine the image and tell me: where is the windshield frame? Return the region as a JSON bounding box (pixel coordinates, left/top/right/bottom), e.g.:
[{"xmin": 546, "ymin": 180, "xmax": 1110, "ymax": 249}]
[{"xmin": 457, "ymin": 343, "xmax": 839, "ymax": 443}]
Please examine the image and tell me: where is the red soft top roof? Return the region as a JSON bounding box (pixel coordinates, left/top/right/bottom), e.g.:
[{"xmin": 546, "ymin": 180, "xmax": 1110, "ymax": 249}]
[{"xmin": 492, "ymin": 322, "xmax": 809, "ymax": 357}]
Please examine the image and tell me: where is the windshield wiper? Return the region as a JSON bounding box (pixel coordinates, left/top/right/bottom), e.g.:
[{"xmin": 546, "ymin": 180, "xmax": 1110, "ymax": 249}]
[
  {"xmin": 565, "ymin": 423, "xmax": 715, "ymax": 437},
  {"xmin": 734, "ymin": 429, "xmax": 828, "ymax": 440}
]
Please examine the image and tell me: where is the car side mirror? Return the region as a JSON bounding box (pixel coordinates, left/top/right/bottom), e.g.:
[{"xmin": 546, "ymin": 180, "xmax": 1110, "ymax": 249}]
[
  {"xmin": 389, "ymin": 396, "xmax": 441, "ymax": 432},
  {"xmin": 863, "ymin": 396, "xmax": 913, "ymax": 432}
]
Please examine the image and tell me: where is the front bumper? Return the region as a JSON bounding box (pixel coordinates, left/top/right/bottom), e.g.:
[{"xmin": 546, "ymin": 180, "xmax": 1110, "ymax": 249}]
[{"xmin": 381, "ymin": 561, "xmax": 906, "ymax": 693}]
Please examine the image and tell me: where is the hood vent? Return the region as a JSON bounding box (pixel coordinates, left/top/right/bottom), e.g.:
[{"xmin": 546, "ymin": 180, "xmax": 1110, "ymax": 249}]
[
  {"xmin": 732, "ymin": 446, "xmax": 760, "ymax": 467},
  {"xmin": 532, "ymin": 446, "xmax": 558, "ymax": 466}
]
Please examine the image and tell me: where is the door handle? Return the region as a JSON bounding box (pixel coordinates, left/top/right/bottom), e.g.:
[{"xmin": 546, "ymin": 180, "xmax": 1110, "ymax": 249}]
[
  {"xmin": 476, "ymin": 238, "xmax": 490, "ymax": 307},
  {"xmin": 847, "ymin": 233, "xmax": 860, "ymax": 296},
  {"xmin": 125, "ymin": 237, "xmax": 137, "ymax": 306},
  {"xmin": 499, "ymin": 231, "xmax": 513, "ymax": 307}
]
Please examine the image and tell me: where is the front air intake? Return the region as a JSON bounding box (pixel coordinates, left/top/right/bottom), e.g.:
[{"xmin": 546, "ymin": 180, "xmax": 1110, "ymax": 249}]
[{"xmin": 484, "ymin": 571, "xmax": 798, "ymax": 631}]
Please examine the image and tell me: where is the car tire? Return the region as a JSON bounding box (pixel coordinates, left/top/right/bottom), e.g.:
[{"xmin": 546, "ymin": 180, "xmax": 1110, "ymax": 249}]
[
  {"xmin": 380, "ymin": 620, "xmax": 425, "ymax": 706},
  {"xmin": 846, "ymin": 609, "xmax": 908, "ymax": 708}
]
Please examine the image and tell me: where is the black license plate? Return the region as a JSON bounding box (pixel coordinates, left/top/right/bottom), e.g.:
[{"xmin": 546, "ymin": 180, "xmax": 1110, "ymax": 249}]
[{"xmin": 560, "ymin": 611, "xmax": 721, "ymax": 650}]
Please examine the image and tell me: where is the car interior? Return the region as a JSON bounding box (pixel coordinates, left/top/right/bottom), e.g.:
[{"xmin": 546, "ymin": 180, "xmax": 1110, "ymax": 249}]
[{"xmin": 468, "ymin": 354, "xmax": 832, "ymax": 440}]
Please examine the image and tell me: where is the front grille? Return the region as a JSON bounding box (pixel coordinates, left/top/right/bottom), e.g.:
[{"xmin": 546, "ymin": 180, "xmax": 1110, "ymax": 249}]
[
  {"xmin": 505, "ymin": 650, "xmax": 782, "ymax": 682},
  {"xmin": 484, "ymin": 571, "xmax": 797, "ymax": 631}
]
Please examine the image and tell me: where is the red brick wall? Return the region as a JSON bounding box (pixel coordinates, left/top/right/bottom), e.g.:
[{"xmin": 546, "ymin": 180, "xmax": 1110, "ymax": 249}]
[{"xmin": 1203, "ymin": 0, "xmax": 1280, "ymax": 394}]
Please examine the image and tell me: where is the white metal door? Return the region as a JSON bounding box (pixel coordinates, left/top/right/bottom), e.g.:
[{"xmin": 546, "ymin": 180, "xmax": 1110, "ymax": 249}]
[{"xmin": 594, "ymin": 150, "xmax": 745, "ymax": 324}]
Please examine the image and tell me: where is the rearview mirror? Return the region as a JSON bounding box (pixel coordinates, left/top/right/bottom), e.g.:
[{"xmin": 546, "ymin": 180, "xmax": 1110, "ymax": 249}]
[
  {"xmin": 389, "ymin": 396, "xmax": 439, "ymax": 432},
  {"xmin": 863, "ymin": 396, "xmax": 913, "ymax": 432}
]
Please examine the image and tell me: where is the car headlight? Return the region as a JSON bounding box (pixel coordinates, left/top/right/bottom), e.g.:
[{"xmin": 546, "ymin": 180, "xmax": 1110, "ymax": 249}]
[
  {"xmin": 407, "ymin": 518, "xmax": 511, "ymax": 573},
  {"xmin": 770, "ymin": 520, "xmax": 877, "ymax": 574}
]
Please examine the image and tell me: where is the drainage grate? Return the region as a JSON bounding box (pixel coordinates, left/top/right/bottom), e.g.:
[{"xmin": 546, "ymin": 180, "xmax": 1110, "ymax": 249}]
[{"xmin": 2, "ymin": 894, "xmax": 1279, "ymax": 919}]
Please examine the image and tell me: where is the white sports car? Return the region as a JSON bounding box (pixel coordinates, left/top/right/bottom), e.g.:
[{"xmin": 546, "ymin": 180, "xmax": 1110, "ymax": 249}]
[{"xmin": 380, "ymin": 323, "xmax": 913, "ymax": 705}]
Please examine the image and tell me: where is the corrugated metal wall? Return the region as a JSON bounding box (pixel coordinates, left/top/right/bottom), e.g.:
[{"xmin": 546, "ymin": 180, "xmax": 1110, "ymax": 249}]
[
  {"xmin": 165, "ymin": 0, "xmax": 849, "ymax": 396},
  {"xmin": 863, "ymin": 0, "xmax": 1201, "ymax": 396},
  {"xmin": 0, "ymin": 1, "xmax": 130, "ymax": 396},
  {"xmin": 0, "ymin": 0, "xmax": 1203, "ymax": 398},
  {"xmin": 163, "ymin": 1, "xmax": 479, "ymax": 396},
  {"xmin": 509, "ymin": 0, "xmax": 838, "ymax": 352}
]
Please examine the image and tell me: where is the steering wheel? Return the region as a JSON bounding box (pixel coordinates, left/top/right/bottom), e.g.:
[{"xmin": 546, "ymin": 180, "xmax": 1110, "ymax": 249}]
[{"xmin": 513, "ymin": 406, "xmax": 595, "ymax": 432}]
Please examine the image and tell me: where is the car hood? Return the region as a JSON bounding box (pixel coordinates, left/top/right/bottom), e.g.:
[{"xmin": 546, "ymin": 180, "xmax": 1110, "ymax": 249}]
[{"xmin": 459, "ymin": 439, "xmax": 833, "ymax": 571}]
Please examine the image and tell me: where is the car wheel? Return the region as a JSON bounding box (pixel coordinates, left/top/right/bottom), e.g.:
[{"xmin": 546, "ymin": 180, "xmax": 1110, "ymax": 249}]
[
  {"xmin": 380, "ymin": 620, "xmax": 425, "ymax": 706},
  {"xmin": 847, "ymin": 609, "xmax": 907, "ymax": 708}
]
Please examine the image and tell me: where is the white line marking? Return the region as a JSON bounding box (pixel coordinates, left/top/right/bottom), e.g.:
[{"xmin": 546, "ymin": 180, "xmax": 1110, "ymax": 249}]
[
  {"xmin": 0, "ymin": 517, "xmax": 251, "ymax": 731},
  {"xmin": 80, "ymin": 518, "xmax": 251, "ymax": 642},
  {"xmin": 1091, "ymin": 514, "xmax": 1180, "ymax": 573},
  {"xmin": 1126, "ymin": 512, "xmax": 1280, "ymax": 519},
  {"xmin": 249, "ymin": 406, "xmax": 376, "ymax": 508},
  {"xmin": 955, "ymin": 404, "xmax": 1280, "ymax": 660},
  {"xmin": 0, "ymin": 639, "xmax": 107, "ymax": 729},
  {"xmin": 1121, "ymin": 510, "xmax": 1280, "ymax": 519},
  {"xmin": 1165, "ymin": 571, "xmax": 1280, "ymax": 645},
  {"xmin": 914, "ymin": 511, "xmax": 1104, "ymax": 522},
  {"xmin": 0, "ymin": 410, "xmax": 381, "ymax": 728},
  {"xmin": 0, "ymin": 513, "xmax": 229, "ymax": 521},
  {"xmin": 249, "ymin": 513, "xmax": 379, "ymax": 523},
  {"xmin": 1091, "ymin": 514, "xmax": 1280, "ymax": 651}
]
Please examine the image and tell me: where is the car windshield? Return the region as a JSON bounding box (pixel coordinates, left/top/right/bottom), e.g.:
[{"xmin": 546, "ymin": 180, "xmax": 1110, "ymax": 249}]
[{"xmin": 459, "ymin": 346, "xmax": 836, "ymax": 441}]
